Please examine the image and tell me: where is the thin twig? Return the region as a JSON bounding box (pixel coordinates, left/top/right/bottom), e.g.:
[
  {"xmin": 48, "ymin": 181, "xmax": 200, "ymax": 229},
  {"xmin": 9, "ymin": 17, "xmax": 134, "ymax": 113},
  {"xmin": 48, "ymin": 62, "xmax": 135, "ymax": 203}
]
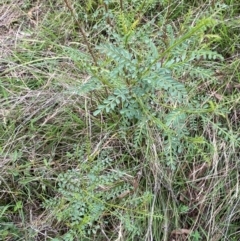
[
  {"xmin": 63, "ymin": 0, "xmax": 98, "ymax": 65},
  {"xmin": 119, "ymin": 0, "xmax": 123, "ymax": 11}
]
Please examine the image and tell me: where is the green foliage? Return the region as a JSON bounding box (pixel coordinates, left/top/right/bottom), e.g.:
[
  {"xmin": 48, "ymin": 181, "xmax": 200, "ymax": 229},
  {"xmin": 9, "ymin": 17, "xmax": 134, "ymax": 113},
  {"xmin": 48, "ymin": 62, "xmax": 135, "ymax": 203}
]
[
  {"xmin": 85, "ymin": 15, "xmax": 223, "ymax": 169},
  {"xmin": 43, "ymin": 152, "xmax": 138, "ymax": 238},
  {"xmin": 93, "ymin": 37, "xmax": 188, "ymax": 117},
  {"xmin": 190, "ymin": 230, "xmax": 202, "ymax": 241}
]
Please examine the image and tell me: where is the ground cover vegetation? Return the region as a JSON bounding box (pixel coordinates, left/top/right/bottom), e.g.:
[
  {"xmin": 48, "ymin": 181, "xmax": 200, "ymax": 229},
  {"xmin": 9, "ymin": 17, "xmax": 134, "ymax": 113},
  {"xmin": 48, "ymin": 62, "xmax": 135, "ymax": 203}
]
[{"xmin": 0, "ymin": 0, "xmax": 239, "ymax": 240}]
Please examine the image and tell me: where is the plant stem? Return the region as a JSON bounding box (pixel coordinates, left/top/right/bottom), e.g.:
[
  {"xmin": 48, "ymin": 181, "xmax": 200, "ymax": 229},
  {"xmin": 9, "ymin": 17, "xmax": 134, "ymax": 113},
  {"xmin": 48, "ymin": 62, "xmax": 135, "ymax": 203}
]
[
  {"xmin": 63, "ymin": 0, "xmax": 98, "ymax": 65},
  {"xmin": 120, "ymin": 0, "xmax": 123, "ymax": 11}
]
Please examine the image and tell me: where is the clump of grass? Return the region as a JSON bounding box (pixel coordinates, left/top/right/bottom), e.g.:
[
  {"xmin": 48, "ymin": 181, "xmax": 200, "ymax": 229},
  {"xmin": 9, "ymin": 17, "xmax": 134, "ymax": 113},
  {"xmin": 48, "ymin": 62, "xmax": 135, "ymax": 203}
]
[{"xmin": 0, "ymin": 0, "xmax": 239, "ymax": 240}]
